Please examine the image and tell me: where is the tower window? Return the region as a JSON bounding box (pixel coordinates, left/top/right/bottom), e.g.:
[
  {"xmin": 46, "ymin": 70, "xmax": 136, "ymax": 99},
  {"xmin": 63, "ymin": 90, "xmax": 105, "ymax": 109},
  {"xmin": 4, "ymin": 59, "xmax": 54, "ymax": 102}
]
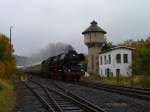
[
  {"xmin": 116, "ymin": 54, "xmax": 121, "ymax": 63},
  {"xmin": 91, "ymin": 56, "xmax": 94, "ymax": 69},
  {"xmin": 124, "ymin": 54, "xmax": 128, "ymax": 63},
  {"xmin": 96, "ymin": 56, "xmax": 99, "ymax": 72}
]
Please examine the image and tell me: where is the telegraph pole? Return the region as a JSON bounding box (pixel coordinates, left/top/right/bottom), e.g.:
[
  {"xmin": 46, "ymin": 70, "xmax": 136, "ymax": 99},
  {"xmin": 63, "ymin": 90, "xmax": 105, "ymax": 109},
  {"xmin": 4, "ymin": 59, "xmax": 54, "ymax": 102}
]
[{"xmin": 10, "ymin": 26, "xmax": 13, "ymax": 56}]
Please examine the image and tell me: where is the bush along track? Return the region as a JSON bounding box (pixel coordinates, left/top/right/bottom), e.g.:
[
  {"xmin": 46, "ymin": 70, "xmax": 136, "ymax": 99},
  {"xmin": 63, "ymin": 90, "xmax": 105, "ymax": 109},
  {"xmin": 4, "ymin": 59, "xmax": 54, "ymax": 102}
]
[{"xmin": 0, "ymin": 79, "xmax": 15, "ymax": 112}]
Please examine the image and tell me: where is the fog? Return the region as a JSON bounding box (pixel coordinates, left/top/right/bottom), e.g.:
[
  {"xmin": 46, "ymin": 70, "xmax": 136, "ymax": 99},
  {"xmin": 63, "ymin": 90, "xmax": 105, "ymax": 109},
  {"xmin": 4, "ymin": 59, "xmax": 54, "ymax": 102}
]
[{"xmin": 0, "ymin": 0, "xmax": 150, "ymax": 56}]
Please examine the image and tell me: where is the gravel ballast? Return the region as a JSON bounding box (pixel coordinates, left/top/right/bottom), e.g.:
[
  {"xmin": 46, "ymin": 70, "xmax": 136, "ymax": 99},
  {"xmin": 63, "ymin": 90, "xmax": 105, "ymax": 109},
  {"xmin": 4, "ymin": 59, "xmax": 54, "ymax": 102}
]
[
  {"xmin": 52, "ymin": 80, "xmax": 150, "ymax": 112},
  {"xmin": 15, "ymin": 81, "xmax": 48, "ymax": 112}
]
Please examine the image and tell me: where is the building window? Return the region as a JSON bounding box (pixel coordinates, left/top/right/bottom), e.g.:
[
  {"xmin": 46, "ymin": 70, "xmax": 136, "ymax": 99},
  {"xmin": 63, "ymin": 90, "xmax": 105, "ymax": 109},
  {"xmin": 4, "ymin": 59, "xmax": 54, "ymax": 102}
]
[
  {"xmin": 116, "ymin": 69, "xmax": 120, "ymax": 76},
  {"xmin": 106, "ymin": 68, "xmax": 110, "ymax": 77},
  {"xmin": 124, "ymin": 54, "xmax": 128, "ymax": 63},
  {"xmin": 104, "ymin": 55, "xmax": 106, "ymax": 64},
  {"xmin": 101, "ymin": 56, "xmax": 103, "ymax": 65},
  {"xmin": 108, "ymin": 55, "xmax": 111, "ymax": 64},
  {"xmin": 116, "ymin": 54, "xmax": 121, "ymax": 63}
]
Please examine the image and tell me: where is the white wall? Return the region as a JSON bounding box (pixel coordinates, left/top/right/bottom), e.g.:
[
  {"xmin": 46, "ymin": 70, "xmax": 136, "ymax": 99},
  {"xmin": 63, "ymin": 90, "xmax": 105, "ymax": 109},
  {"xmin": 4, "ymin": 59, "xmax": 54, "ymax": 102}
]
[{"xmin": 99, "ymin": 48, "xmax": 132, "ymax": 77}]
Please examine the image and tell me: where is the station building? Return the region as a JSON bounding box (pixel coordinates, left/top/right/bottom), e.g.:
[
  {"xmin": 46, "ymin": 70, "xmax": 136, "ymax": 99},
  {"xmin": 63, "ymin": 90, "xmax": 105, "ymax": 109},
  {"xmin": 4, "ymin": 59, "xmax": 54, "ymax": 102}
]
[{"xmin": 99, "ymin": 46, "xmax": 133, "ymax": 77}]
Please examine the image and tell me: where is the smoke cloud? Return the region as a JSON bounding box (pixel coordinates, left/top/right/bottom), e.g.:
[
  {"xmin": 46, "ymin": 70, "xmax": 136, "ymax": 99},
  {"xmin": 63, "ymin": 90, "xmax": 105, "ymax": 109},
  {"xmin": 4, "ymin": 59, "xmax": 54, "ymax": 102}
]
[{"xmin": 30, "ymin": 42, "xmax": 74, "ymax": 63}]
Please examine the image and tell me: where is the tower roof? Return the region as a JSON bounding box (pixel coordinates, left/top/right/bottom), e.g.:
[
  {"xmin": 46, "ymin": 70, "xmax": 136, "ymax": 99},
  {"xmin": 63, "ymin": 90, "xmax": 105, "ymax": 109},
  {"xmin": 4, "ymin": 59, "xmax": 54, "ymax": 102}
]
[{"xmin": 82, "ymin": 20, "xmax": 107, "ymax": 34}]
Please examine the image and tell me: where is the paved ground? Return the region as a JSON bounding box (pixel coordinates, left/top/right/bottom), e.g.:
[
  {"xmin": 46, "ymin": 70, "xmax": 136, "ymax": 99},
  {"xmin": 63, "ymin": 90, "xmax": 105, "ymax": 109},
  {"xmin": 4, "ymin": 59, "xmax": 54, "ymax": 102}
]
[{"xmin": 14, "ymin": 81, "xmax": 48, "ymax": 112}]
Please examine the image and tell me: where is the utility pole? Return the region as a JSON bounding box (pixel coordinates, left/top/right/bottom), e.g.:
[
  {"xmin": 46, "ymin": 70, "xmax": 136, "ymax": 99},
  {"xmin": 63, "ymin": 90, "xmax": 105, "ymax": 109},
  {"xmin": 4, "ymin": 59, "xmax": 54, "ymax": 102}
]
[{"xmin": 10, "ymin": 26, "xmax": 13, "ymax": 57}]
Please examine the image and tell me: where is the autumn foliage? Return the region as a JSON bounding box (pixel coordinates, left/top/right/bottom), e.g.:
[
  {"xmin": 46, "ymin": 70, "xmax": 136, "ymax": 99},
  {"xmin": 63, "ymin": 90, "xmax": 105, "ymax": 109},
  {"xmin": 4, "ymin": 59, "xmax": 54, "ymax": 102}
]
[
  {"xmin": 0, "ymin": 34, "xmax": 16, "ymax": 79},
  {"xmin": 120, "ymin": 37, "xmax": 150, "ymax": 75}
]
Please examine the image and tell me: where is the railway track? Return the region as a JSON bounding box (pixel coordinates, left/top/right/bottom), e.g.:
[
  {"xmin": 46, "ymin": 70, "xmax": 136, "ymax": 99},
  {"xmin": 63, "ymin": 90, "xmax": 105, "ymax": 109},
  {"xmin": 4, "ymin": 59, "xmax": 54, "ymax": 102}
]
[
  {"xmin": 74, "ymin": 81, "xmax": 150, "ymax": 101},
  {"xmin": 23, "ymin": 79, "xmax": 106, "ymax": 112}
]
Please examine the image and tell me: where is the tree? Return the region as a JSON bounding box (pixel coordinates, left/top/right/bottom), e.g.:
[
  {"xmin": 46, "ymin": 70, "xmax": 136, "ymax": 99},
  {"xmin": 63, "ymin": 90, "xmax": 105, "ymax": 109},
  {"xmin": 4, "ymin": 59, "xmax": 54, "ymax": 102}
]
[
  {"xmin": 120, "ymin": 37, "xmax": 150, "ymax": 75},
  {"xmin": 0, "ymin": 34, "xmax": 16, "ymax": 79},
  {"xmin": 124, "ymin": 38, "xmax": 150, "ymax": 75},
  {"xmin": 102, "ymin": 42, "xmax": 115, "ymax": 51}
]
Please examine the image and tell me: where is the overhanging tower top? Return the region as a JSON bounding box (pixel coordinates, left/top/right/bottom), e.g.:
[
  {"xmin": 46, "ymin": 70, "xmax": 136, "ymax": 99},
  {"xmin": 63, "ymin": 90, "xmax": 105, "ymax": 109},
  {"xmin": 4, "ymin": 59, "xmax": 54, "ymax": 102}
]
[{"xmin": 82, "ymin": 20, "xmax": 107, "ymax": 34}]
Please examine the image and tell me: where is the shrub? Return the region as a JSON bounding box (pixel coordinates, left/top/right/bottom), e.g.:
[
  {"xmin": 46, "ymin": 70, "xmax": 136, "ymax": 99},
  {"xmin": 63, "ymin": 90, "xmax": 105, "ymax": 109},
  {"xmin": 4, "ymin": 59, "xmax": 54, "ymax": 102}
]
[
  {"xmin": 138, "ymin": 76, "xmax": 150, "ymax": 88},
  {"xmin": 0, "ymin": 79, "xmax": 15, "ymax": 112}
]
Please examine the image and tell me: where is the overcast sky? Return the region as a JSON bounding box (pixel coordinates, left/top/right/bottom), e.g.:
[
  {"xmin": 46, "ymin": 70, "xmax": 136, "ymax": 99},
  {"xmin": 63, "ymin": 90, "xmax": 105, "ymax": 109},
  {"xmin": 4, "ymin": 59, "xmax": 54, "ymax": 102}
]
[{"xmin": 0, "ymin": 0, "xmax": 150, "ymax": 56}]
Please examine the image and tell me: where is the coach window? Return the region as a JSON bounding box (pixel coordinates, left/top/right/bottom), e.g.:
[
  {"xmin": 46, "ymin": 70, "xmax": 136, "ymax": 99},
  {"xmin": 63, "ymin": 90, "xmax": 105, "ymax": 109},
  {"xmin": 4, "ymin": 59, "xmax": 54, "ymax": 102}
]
[
  {"xmin": 116, "ymin": 54, "xmax": 121, "ymax": 63},
  {"xmin": 124, "ymin": 54, "xmax": 128, "ymax": 63}
]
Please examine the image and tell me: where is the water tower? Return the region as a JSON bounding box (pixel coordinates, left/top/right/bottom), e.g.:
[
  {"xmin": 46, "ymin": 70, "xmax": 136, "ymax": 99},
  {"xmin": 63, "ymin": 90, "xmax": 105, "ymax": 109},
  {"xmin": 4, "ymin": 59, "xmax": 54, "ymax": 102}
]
[{"xmin": 82, "ymin": 20, "xmax": 107, "ymax": 74}]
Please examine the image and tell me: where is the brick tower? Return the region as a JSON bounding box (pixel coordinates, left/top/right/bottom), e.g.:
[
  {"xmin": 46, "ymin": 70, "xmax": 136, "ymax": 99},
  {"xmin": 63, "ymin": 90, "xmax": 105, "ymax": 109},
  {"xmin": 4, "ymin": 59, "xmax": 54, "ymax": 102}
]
[{"xmin": 82, "ymin": 20, "xmax": 107, "ymax": 74}]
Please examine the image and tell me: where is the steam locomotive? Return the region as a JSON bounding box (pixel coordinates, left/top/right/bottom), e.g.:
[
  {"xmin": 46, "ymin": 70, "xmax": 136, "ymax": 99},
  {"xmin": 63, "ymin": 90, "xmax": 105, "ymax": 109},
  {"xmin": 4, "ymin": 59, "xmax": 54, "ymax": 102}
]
[{"xmin": 41, "ymin": 49, "xmax": 85, "ymax": 81}]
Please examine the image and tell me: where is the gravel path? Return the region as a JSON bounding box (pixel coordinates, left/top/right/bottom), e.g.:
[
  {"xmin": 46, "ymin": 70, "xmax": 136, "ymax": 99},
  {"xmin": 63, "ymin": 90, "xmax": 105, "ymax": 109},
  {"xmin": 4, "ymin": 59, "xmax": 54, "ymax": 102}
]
[
  {"xmin": 52, "ymin": 80, "xmax": 150, "ymax": 112},
  {"xmin": 15, "ymin": 81, "xmax": 48, "ymax": 112}
]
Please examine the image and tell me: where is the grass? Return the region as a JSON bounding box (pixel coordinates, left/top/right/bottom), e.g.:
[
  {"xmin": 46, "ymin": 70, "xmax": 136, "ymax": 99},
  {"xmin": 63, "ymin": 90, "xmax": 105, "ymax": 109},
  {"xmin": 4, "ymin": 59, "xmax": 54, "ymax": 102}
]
[
  {"xmin": 0, "ymin": 69, "xmax": 24, "ymax": 112},
  {"xmin": 82, "ymin": 74, "xmax": 150, "ymax": 88},
  {"xmin": 0, "ymin": 79, "xmax": 16, "ymax": 112},
  {"xmin": 131, "ymin": 75, "xmax": 150, "ymax": 88}
]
